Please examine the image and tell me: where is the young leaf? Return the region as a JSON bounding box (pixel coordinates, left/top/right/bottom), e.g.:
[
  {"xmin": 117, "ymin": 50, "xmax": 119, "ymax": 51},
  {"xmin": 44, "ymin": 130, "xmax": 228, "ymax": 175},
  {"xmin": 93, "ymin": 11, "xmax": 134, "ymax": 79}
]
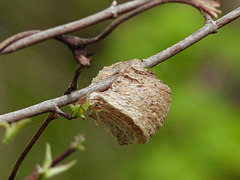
[
  {"xmin": 69, "ymin": 104, "xmax": 75, "ymax": 111},
  {"xmin": 37, "ymin": 143, "xmax": 77, "ymax": 180},
  {"xmin": 42, "ymin": 143, "xmax": 52, "ymax": 171},
  {"xmin": 71, "ymin": 104, "xmax": 82, "ymax": 118},
  {"xmin": 80, "ymin": 93, "xmax": 90, "ymax": 111},
  {"xmin": 71, "ymin": 134, "xmax": 85, "ymax": 151},
  {"xmin": 43, "ymin": 160, "xmax": 77, "ymax": 179},
  {"xmin": 0, "ymin": 118, "xmax": 31, "ymax": 144},
  {"xmin": 77, "ymin": 106, "xmax": 86, "ymax": 119},
  {"xmin": 69, "ymin": 94, "xmax": 90, "ymax": 119}
]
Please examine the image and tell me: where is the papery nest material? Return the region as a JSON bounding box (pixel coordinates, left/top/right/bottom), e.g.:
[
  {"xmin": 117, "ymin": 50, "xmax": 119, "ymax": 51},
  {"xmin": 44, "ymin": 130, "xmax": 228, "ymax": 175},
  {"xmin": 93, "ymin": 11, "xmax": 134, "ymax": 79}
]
[{"xmin": 89, "ymin": 59, "xmax": 171, "ymax": 145}]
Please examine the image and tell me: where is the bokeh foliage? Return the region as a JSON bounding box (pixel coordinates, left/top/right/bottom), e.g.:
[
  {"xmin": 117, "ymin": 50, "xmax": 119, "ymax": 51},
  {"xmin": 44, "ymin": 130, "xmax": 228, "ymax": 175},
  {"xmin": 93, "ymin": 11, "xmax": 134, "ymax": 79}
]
[{"xmin": 0, "ymin": 1, "xmax": 239, "ymax": 179}]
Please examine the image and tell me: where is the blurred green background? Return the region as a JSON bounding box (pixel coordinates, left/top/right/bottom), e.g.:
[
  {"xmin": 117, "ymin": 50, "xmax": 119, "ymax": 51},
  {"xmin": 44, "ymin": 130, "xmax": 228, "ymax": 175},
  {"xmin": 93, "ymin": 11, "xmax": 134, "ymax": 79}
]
[{"xmin": 0, "ymin": 1, "xmax": 240, "ymax": 179}]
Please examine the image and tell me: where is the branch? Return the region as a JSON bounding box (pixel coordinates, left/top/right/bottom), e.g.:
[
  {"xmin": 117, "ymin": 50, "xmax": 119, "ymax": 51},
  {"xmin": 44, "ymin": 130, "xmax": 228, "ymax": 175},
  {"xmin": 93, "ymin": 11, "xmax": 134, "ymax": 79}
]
[
  {"xmin": 51, "ymin": 134, "xmax": 85, "ymax": 167},
  {"xmin": 0, "ymin": 75, "xmax": 118, "ymax": 123},
  {"xmin": 216, "ymin": 6, "xmax": 240, "ymax": 28},
  {"xmin": 141, "ymin": 6, "xmax": 240, "ymax": 68},
  {"xmin": 0, "ymin": 7, "xmax": 239, "ymax": 123},
  {"xmin": 0, "ymin": 0, "xmax": 221, "ymax": 55},
  {"xmin": 25, "ymin": 134, "xmax": 85, "ymax": 180},
  {"xmin": 8, "ymin": 112, "xmax": 57, "ymax": 180},
  {"xmin": 0, "ymin": 0, "xmax": 151, "ymax": 54}
]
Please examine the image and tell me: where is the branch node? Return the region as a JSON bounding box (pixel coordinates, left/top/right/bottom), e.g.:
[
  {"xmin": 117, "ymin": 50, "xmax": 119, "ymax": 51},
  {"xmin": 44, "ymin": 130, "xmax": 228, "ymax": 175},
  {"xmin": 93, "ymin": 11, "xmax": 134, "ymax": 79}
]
[
  {"xmin": 206, "ymin": 15, "xmax": 218, "ymax": 34},
  {"xmin": 54, "ymin": 106, "xmax": 72, "ymax": 120},
  {"xmin": 110, "ymin": 0, "xmax": 118, "ymax": 18}
]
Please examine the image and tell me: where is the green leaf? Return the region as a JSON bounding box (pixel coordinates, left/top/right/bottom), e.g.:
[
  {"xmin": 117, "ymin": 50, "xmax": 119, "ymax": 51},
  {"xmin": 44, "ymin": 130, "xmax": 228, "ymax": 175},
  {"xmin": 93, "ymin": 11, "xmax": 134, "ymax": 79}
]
[
  {"xmin": 36, "ymin": 143, "xmax": 77, "ymax": 180},
  {"xmin": 0, "ymin": 118, "xmax": 31, "ymax": 144},
  {"xmin": 81, "ymin": 93, "xmax": 90, "ymax": 111},
  {"xmin": 71, "ymin": 105, "xmax": 81, "ymax": 118},
  {"xmin": 0, "ymin": 122, "xmax": 9, "ymax": 129},
  {"xmin": 78, "ymin": 106, "xmax": 85, "ymax": 117},
  {"xmin": 42, "ymin": 143, "xmax": 52, "ymax": 171},
  {"xmin": 69, "ymin": 104, "xmax": 87, "ymax": 119},
  {"xmin": 44, "ymin": 160, "xmax": 77, "ymax": 179},
  {"xmin": 80, "ymin": 114, "xmax": 86, "ymax": 120},
  {"xmin": 69, "ymin": 104, "xmax": 75, "ymax": 111},
  {"xmin": 70, "ymin": 94, "xmax": 90, "ymax": 119}
]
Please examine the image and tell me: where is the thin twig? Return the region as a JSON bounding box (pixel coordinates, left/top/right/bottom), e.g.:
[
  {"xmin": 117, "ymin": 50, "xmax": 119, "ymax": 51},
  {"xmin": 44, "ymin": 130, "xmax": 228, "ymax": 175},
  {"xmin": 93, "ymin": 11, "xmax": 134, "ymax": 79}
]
[
  {"xmin": 64, "ymin": 65, "xmax": 84, "ymax": 95},
  {"xmin": 0, "ymin": 74, "xmax": 119, "ymax": 123},
  {"xmin": 50, "ymin": 148, "xmax": 75, "ymax": 167},
  {"xmin": 0, "ymin": 0, "xmax": 221, "ymax": 55},
  {"xmin": 0, "ymin": 0, "xmax": 152, "ymax": 54},
  {"xmin": 54, "ymin": 106, "xmax": 72, "ymax": 120},
  {"xmin": 51, "ymin": 133, "xmax": 85, "ymax": 167},
  {"xmin": 141, "ymin": 15, "xmax": 219, "ymax": 67},
  {"xmin": 0, "ymin": 30, "xmax": 40, "ymax": 52},
  {"xmin": 216, "ymin": 6, "xmax": 240, "ymax": 28},
  {"xmin": 74, "ymin": 0, "xmax": 170, "ymax": 46},
  {"xmin": 141, "ymin": 6, "xmax": 240, "ymax": 68},
  {"xmin": 25, "ymin": 134, "xmax": 85, "ymax": 180},
  {"xmin": 8, "ymin": 112, "xmax": 58, "ymax": 180}
]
